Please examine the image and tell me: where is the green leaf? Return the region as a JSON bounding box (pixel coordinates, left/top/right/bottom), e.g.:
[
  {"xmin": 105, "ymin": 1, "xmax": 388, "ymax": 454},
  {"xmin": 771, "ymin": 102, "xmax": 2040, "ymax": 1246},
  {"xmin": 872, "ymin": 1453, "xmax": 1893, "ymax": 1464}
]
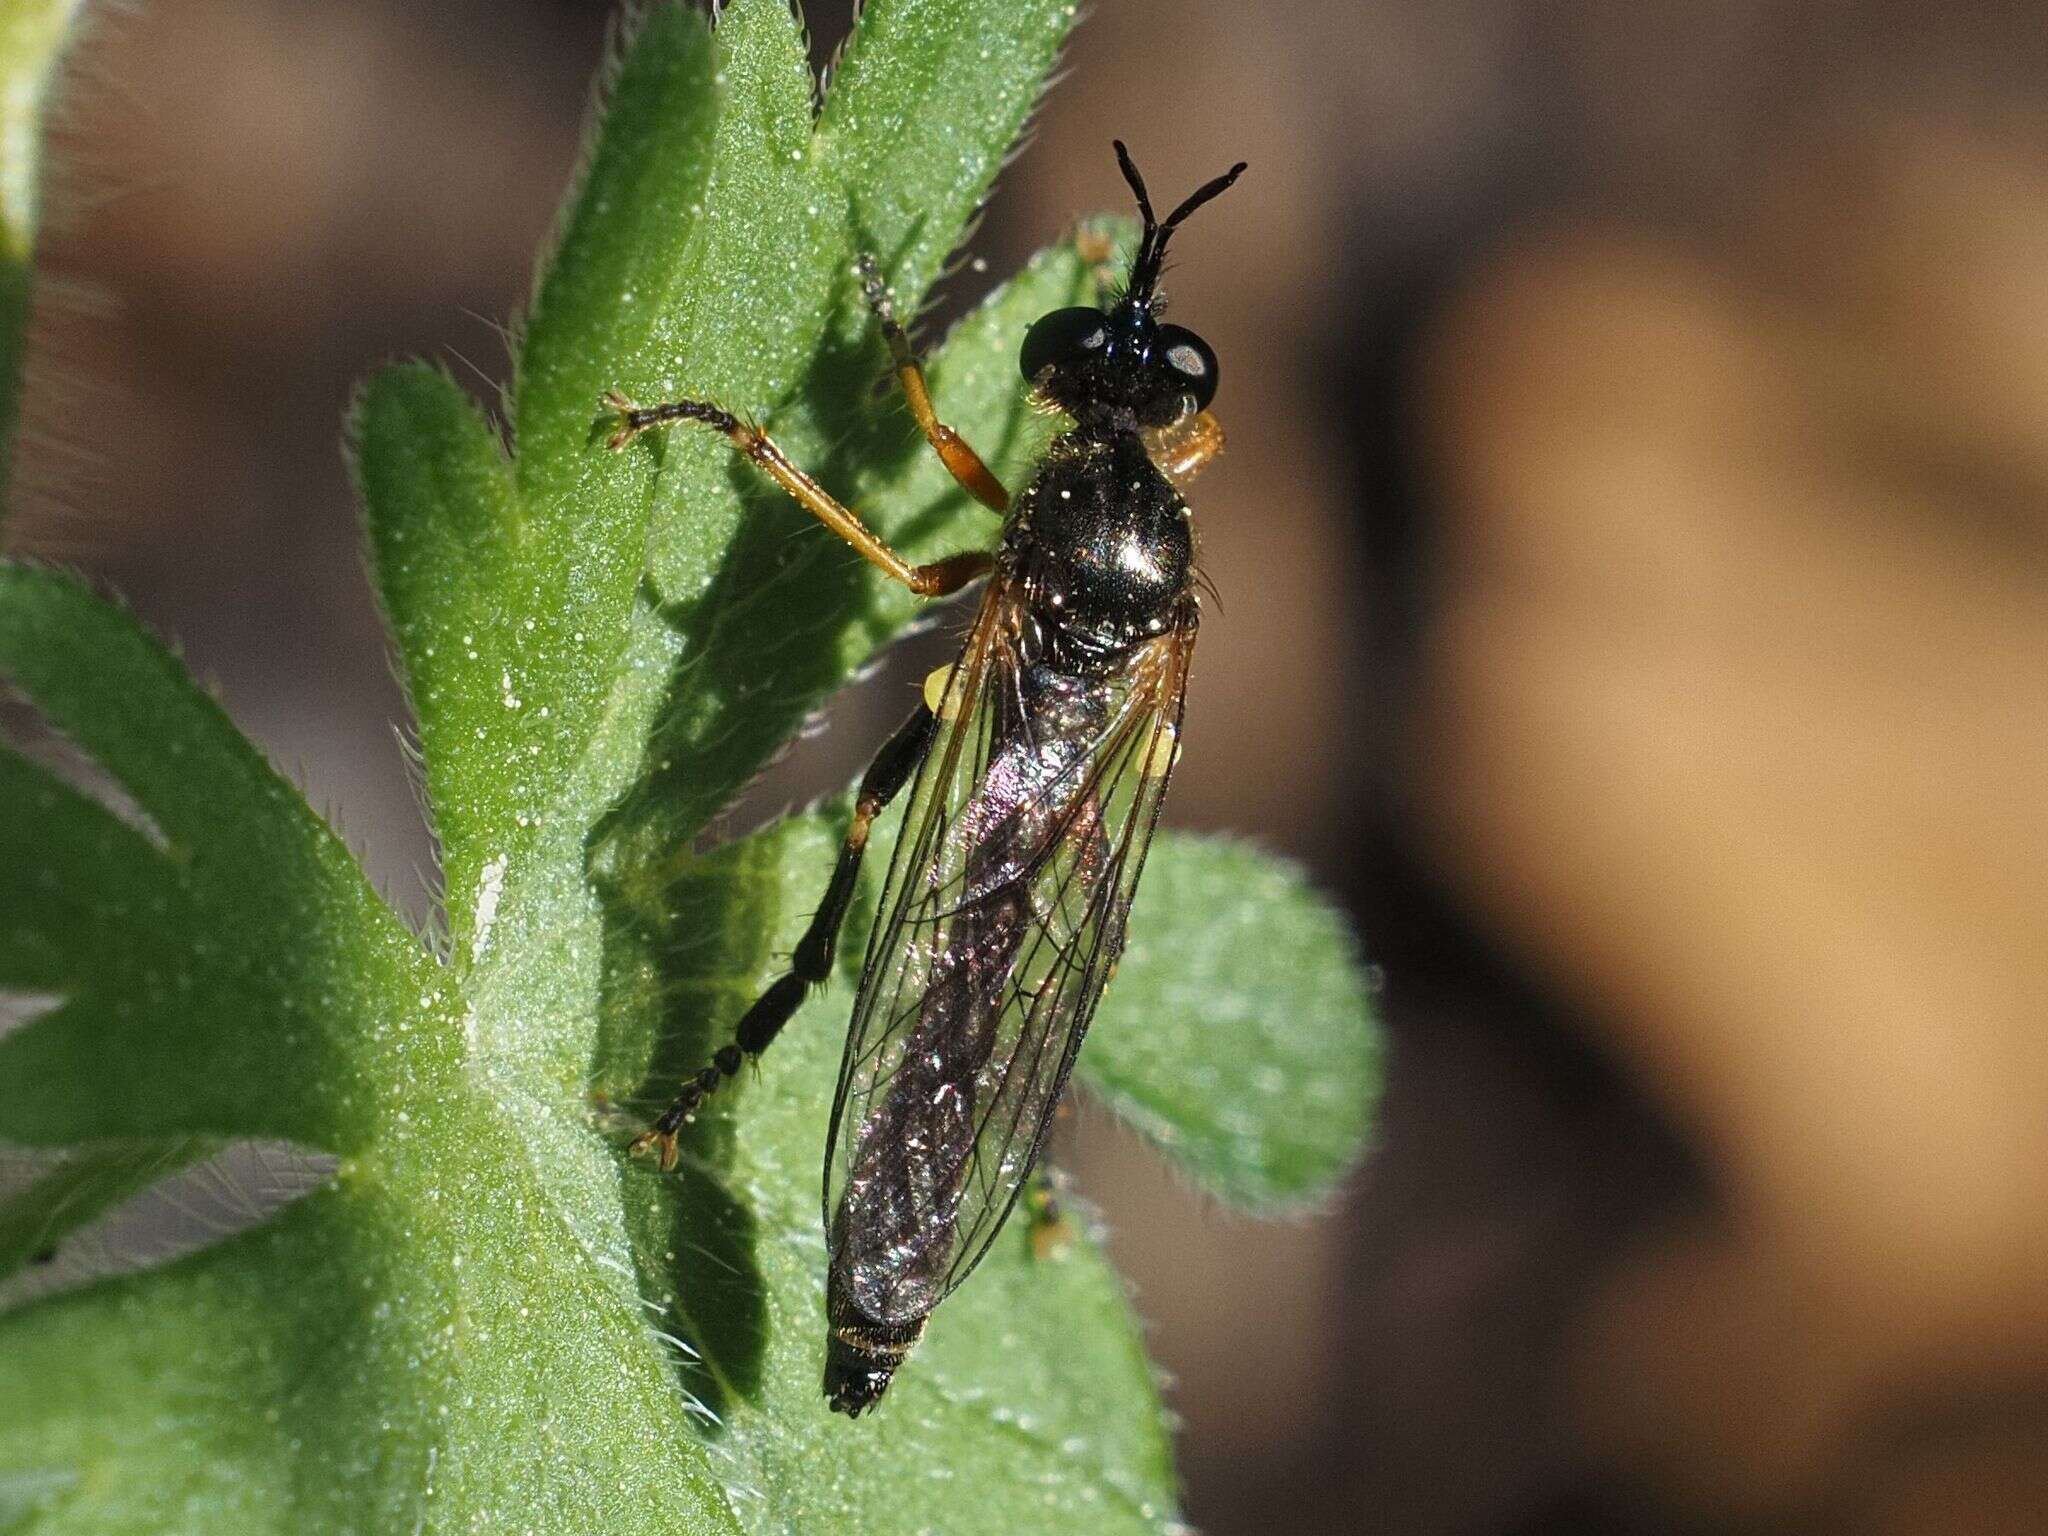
[
  {"xmin": 0, "ymin": 0, "xmax": 84, "ymax": 510},
  {"xmin": 1083, "ymin": 837, "xmax": 1383, "ymax": 1209},
  {"xmin": 0, "ymin": 1178, "xmax": 740, "ymax": 1534},
  {"xmin": 632, "ymin": 0, "xmax": 840, "ymax": 605},
  {"xmin": 352, "ymin": 364, "xmax": 535, "ymax": 943},
  {"xmin": 0, "ymin": 567, "xmax": 430, "ymax": 1152},
  {"xmin": 356, "ymin": 4, "xmax": 722, "ymax": 933},
  {"xmin": 0, "ymin": 566, "xmax": 738, "ymax": 1529},
  {"xmin": 0, "ymin": 0, "xmax": 1381, "ymax": 1527},
  {"xmin": 822, "ymin": 0, "xmax": 1074, "ymax": 300}
]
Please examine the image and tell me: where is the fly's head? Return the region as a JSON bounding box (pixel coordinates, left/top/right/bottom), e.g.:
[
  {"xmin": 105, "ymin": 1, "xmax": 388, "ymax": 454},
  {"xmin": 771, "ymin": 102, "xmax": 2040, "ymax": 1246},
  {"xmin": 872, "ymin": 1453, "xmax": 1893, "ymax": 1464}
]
[
  {"xmin": 1020, "ymin": 142, "xmax": 1244, "ymax": 433},
  {"xmin": 1020, "ymin": 298, "xmax": 1217, "ymax": 432}
]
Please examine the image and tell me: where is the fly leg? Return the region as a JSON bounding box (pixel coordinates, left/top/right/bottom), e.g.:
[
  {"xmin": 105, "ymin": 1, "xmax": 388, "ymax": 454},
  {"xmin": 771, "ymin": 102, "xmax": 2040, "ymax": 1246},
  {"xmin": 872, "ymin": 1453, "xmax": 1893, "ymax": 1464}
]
[
  {"xmin": 1024, "ymin": 1164, "xmax": 1074, "ymax": 1262},
  {"xmin": 856, "ymin": 254, "xmax": 1010, "ymax": 513},
  {"xmin": 1144, "ymin": 409, "xmax": 1225, "ymax": 486},
  {"xmin": 602, "ymin": 392, "xmax": 992, "ymax": 597},
  {"xmin": 1073, "ymin": 223, "xmax": 1121, "ymax": 296},
  {"xmin": 629, "ymin": 700, "xmax": 938, "ymax": 1172}
]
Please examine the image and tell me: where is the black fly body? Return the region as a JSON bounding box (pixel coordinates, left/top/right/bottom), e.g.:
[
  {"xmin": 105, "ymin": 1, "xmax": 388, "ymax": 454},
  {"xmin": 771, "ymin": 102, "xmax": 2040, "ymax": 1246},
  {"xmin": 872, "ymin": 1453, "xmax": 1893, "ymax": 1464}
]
[{"xmin": 605, "ymin": 142, "xmax": 1245, "ymax": 1417}]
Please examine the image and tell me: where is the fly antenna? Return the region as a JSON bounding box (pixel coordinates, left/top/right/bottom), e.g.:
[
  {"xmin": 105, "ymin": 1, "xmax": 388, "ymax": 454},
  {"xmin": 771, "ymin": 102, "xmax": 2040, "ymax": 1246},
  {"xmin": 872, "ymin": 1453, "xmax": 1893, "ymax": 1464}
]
[
  {"xmin": 1115, "ymin": 142, "xmax": 1246, "ymax": 306},
  {"xmin": 1114, "ymin": 139, "xmax": 1158, "ymax": 236}
]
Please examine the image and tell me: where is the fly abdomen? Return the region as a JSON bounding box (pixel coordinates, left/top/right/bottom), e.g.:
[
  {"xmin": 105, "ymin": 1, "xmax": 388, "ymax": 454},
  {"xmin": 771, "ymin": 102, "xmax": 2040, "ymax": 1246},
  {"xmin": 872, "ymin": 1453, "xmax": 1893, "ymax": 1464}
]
[
  {"xmin": 825, "ymin": 880, "xmax": 1032, "ymax": 1414},
  {"xmin": 832, "ymin": 882, "xmax": 1031, "ymax": 1319},
  {"xmin": 827, "ymin": 664, "xmax": 1111, "ymax": 1373},
  {"xmin": 823, "ymin": 1304, "xmax": 924, "ymax": 1418}
]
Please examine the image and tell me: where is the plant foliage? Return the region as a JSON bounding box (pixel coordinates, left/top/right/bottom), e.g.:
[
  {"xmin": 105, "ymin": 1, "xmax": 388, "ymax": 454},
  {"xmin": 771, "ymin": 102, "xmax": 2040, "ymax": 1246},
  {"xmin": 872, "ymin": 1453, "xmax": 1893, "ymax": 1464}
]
[{"xmin": 0, "ymin": 3, "xmax": 1380, "ymax": 1530}]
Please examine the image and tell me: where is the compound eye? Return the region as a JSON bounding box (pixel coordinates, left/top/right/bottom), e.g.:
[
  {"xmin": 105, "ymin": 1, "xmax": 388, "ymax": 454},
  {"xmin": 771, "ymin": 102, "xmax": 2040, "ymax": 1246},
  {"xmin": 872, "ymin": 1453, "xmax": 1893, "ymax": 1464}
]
[
  {"xmin": 1154, "ymin": 324, "xmax": 1218, "ymax": 411},
  {"xmin": 1019, "ymin": 306, "xmax": 1109, "ymax": 382}
]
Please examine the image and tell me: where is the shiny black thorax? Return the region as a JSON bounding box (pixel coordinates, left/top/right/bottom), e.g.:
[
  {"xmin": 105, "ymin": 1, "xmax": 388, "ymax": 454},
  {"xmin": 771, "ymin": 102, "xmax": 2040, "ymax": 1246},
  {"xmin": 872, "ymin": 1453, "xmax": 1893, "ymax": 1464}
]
[{"xmin": 1001, "ymin": 428, "xmax": 1194, "ymax": 672}]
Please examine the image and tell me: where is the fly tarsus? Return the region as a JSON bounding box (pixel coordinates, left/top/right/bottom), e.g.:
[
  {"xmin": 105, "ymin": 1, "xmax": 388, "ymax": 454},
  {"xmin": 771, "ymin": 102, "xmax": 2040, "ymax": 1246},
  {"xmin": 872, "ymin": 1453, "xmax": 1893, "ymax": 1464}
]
[
  {"xmin": 600, "ymin": 388, "xmax": 735, "ymax": 450},
  {"xmin": 1025, "ymin": 1168, "xmax": 1074, "ymax": 1262},
  {"xmin": 629, "ymin": 702, "xmax": 937, "ymax": 1172}
]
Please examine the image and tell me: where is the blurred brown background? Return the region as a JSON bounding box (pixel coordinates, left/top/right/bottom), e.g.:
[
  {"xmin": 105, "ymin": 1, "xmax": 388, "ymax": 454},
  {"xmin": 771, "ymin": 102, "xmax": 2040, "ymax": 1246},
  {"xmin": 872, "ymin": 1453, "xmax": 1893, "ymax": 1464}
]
[{"xmin": 16, "ymin": 1, "xmax": 2048, "ymax": 1531}]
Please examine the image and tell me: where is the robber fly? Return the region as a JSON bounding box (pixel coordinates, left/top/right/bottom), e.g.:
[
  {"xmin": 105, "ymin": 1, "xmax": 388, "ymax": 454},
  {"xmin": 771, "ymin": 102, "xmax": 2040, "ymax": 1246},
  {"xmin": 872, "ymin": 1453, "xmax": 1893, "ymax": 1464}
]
[{"xmin": 604, "ymin": 143, "xmax": 1244, "ymax": 1417}]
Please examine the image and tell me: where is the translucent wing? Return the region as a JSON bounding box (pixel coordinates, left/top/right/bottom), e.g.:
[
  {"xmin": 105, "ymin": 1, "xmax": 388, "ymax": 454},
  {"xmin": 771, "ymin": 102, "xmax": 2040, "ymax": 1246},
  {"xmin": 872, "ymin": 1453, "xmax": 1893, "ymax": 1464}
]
[{"xmin": 823, "ymin": 575, "xmax": 1195, "ymax": 1328}]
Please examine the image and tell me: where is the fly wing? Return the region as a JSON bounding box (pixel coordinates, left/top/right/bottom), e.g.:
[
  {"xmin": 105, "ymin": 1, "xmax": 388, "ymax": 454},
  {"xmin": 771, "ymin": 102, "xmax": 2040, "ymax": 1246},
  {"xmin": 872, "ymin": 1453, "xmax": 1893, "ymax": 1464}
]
[{"xmin": 824, "ymin": 580, "xmax": 1195, "ymax": 1328}]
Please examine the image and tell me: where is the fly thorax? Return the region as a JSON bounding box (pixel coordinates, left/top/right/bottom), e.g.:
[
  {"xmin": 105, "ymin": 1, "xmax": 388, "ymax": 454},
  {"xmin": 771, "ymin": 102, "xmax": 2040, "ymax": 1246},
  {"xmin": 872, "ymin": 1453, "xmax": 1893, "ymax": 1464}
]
[{"xmin": 1010, "ymin": 434, "xmax": 1192, "ymax": 665}]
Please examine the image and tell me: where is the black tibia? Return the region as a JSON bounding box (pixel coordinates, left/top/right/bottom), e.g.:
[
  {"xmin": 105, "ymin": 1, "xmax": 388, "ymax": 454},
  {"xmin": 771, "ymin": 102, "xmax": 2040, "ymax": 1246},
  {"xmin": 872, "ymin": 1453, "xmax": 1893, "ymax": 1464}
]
[
  {"xmin": 855, "ymin": 255, "xmax": 1010, "ymax": 513},
  {"xmin": 629, "ymin": 703, "xmax": 937, "ymax": 1172}
]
